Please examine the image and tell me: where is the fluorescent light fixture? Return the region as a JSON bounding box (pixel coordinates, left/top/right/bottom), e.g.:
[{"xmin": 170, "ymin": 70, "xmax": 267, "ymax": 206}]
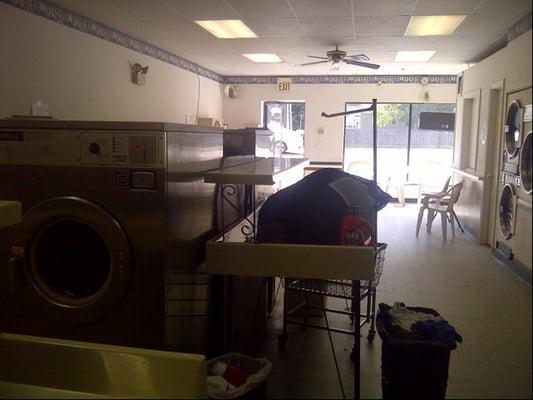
[
  {"xmin": 242, "ymin": 53, "xmax": 283, "ymax": 63},
  {"xmin": 405, "ymin": 15, "xmax": 467, "ymax": 36},
  {"xmin": 194, "ymin": 20, "xmax": 257, "ymax": 39},
  {"xmin": 395, "ymin": 51, "xmax": 436, "ymax": 62}
]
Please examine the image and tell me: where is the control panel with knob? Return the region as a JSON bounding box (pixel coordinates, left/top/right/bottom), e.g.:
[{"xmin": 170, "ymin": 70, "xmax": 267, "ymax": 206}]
[
  {"xmin": 88, "ymin": 142, "xmax": 101, "ymax": 155},
  {"xmin": 80, "ymin": 132, "xmax": 159, "ymax": 166}
]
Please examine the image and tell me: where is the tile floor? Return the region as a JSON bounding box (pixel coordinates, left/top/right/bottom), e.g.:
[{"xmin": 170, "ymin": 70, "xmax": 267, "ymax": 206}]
[{"xmin": 257, "ymin": 204, "xmax": 532, "ymax": 399}]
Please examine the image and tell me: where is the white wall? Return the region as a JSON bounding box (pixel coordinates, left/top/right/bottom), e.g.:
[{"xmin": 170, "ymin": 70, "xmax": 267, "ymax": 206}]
[
  {"xmin": 458, "ymin": 30, "xmax": 532, "ymax": 177},
  {"xmin": 223, "ymin": 83, "xmax": 456, "ymax": 162},
  {"xmin": 453, "ymin": 29, "xmax": 532, "ymax": 253},
  {"xmin": 0, "ymin": 3, "xmax": 223, "ymax": 123}
]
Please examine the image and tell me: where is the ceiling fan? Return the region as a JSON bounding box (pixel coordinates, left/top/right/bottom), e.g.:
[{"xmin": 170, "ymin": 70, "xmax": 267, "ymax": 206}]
[{"xmin": 296, "ymin": 46, "xmax": 380, "ymax": 70}]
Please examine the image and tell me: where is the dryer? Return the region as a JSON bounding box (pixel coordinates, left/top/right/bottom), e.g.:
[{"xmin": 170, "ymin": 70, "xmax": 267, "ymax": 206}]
[
  {"xmin": 495, "ymin": 88, "xmax": 532, "ymax": 274},
  {"xmin": 502, "ymin": 100, "xmax": 523, "ymax": 176},
  {"xmin": 519, "ymin": 106, "xmax": 532, "ymax": 194},
  {"xmin": 0, "ymin": 120, "xmax": 224, "ymax": 351}
]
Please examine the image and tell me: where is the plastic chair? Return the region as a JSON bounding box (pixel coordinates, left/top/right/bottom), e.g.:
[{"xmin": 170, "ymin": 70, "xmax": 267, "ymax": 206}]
[
  {"xmin": 426, "ymin": 181, "xmax": 464, "ymax": 240},
  {"xmin": 386, "ymin": 165, "xmax": 423, "ymax": 206},
  {"xmin": 416, "ymin": 176, "xmax": 451, "ymax": 237}
]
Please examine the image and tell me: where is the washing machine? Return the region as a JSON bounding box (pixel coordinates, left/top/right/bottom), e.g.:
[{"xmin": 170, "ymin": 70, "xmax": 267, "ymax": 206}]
[
  {"xmin": 496, "ymin": 88, "xmax": 532, "ymax": 273},
  {"xmin": 0, "ymin": 120, "xmax": 224, "ymax": 351}
]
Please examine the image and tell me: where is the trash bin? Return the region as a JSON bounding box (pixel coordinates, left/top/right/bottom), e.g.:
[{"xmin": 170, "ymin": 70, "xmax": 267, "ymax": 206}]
[
  {"xmin": 206, "ymin": 353, "xmax": 271, "ymax": 399},
  {"xmin": 377, "ymin": 304, "xmax": 460, "ymax": 400}
]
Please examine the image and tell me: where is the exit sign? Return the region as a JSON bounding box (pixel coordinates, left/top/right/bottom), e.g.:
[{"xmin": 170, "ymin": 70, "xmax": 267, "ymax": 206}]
[{"xmin": 277, "ymin": 78, "xmax": 291, "ymax": 92}]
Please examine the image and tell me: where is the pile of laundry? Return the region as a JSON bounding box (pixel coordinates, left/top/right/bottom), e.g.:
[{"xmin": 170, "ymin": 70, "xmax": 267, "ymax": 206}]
[{"xmin": 378, "ymin": 302, "xmax": 462, "ymax": 348}]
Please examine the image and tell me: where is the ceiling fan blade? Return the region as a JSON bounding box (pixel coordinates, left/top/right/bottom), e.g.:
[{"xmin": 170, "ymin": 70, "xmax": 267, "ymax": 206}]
[
  {"xmin": 296, "ymin": 60, "xmax": 330, "ymax": 67},
  {"xmin": 345, "ymin": 54, "xmax": 370, "ymax": 61},
  {"xmin": 343, "ymin": 59, "xmax": 380, "ymax": 69},
  {"xmin": 306, "ymin": 55, "xmax": 330, "ymax": 60}
]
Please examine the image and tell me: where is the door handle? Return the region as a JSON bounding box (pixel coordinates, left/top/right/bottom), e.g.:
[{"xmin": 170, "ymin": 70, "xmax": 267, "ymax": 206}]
[{"xmin": 7, "ymin": 255, "xmax": 23, "ymax": 292}]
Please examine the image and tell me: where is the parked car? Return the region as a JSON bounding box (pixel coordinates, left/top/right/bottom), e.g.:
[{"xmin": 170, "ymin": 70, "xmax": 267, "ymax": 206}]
[{"xmin": 272, "ymin": 129, "xmax": 304, "ymax": 154}]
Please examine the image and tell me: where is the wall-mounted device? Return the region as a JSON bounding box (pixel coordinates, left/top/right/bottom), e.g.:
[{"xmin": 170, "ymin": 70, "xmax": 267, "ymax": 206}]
[
  {"xmin": 131, "ymin": 63, "xmax": 149, "ymax": 86},
  {"xmin": 224, "ymin": 85, "xmax": 239, "ymax": 99}
]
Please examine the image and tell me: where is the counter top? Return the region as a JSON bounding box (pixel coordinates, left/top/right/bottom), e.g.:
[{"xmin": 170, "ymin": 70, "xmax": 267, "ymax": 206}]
[
  {"xmin": 0, "ymin": 119, "xmax": 223, "ymax": 133},
  {"xmin": 204, "ymin": 157, "xmax": 309, "ymax": 185},
  {"xmin": 0, "ymin": 201, "xmax": 22, "ymax": 229}
]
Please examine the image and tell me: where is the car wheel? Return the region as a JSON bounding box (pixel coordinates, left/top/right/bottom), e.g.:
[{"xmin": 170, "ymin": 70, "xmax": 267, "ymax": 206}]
[{"xmin": 273, "ymin": 141, "xmax": 288, "ymax": 154}]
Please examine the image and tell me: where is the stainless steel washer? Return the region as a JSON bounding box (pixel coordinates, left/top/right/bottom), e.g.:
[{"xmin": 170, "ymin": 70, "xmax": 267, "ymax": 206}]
[{"xmin": 0, "ymin": 120, "xmax": 223, "ymax": 351}]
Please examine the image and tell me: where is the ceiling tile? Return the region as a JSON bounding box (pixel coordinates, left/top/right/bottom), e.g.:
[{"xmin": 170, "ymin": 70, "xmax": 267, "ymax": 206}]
[
  {"xmin": 179, "ymin": 53, "xmax": 247, "ymax": 65},
  {"xmin": 149, "ymin": 37, "xmax": 233, "ymax": 55},
  {"xmin": 429, "ymin": 49, "xmax": 481, "ymax": 62},
  {"xmin": 49, "ymin": 0, "xmax": 520, "ymax": 75},
  {"xmin": 118, "ymin": 0, "xmax": 185, "ymax": 21},
  {"xmin": 356, "ymin": 51, "xmax": 397, "ymax": 62},
  {"xmin": 225, "ymin": 0, "xmax": 296, "ymax": 18},
  {"xmin": 288, "ymin": 0, "xmax": 352, "ymax": 17},
  {"xmin": 413, "ymin": 0, "xmax": 482, "ymax": 15},
  {"xmin": 245, "ymin": 18, "xmax": 306, "ymax": 38},
  {"xmin": 223, "ymin": 38, "xmax": 278, "ymax": 53},
  {"xmin": 352, "ymin": 0, "xmax": 416, "ymax": 16},
  {"xmin": 475, "ymin": 0, "xmax": 532, "ymax": 15},
  {"xmin": 353, "ymin": 35, "xmax": 501, "ymax": 51},
  {"xmin": 299, "ymin": 17, "xmax": 354, "ymax": 36},
  {"xmin": 354, "ymin": 16, "xmax": 410, "ymax": 35},
  {"xmin": 163, "ymin": 0, "xmax": 239, "ymax": 20},
  {"xmin": 263, "ymin": 37, "xmax": 315, "ymax": 52},
  {"xmin": 308, "ymin": 36, "xmax": 355, "ymax": 49},
  {"xmin": 455, "ymin": 13, "xmax": 523, "ymax": 35}
]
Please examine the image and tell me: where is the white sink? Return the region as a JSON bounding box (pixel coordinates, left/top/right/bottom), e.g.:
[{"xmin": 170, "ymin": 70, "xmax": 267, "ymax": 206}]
[{"xmin": 0, "ymin": 333, "xmax": 207, "ymax": 399}]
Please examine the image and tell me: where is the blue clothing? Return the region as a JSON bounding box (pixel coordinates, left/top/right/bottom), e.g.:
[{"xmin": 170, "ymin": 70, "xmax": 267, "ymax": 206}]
[{"xmin": 412, "ymin": 319, "xmax": 463, "ymax": 346}]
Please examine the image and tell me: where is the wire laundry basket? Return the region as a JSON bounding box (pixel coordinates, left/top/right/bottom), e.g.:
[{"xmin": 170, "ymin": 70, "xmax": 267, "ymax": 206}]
[{"xmin": 286, "ymin": 242, "xmax": 386, "ymax": 300}]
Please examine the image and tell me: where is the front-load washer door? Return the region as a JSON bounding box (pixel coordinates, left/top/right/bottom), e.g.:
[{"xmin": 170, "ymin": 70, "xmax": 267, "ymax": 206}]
[
  {"xmin": 520, "ymin": 131, "xmax": 532, "ymax": 194},
  {"xmin": 17, "ymin": 196, "xmax": 132, "ymax": 324},
  {"xmin": 499, "ymin": 184, "xmax": 517, "ymax": 239},
  {"xmin": 504, "ymin": 100, "xmax": 523, "ymax": 159}
]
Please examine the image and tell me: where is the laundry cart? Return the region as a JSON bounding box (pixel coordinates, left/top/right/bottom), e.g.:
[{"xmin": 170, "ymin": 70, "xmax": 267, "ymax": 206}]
[
  {"xmin": 204, "ymin": 158, "xmax": 380, "ymax": 400},
  {"xmin": 280, "ymin": 242, "xmax": 387, "ymax": 355}
]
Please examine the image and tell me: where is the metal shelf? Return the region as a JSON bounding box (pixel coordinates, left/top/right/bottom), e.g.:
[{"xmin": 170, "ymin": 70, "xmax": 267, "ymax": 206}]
[
  {"xmin": 204, "ymin": 157, "xmax": 309, "ymax": 185},
  {"xmin": 206, "ymin": 216, "xmax": 375, "ymax": 281}
]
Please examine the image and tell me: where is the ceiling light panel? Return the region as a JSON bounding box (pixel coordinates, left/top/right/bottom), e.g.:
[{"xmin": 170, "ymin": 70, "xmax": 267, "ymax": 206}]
[
  {"xmin": 405, "ymin": 15, "xmax": 467, "ymax": 36},
  {"xmin": 242, "ymin": 53, "xmax": 283, "ymax": 63},
  {"xmin": 194, "ymin": 20, "xmax": 257, "ymax": 39},
  {"xmin": 395, "ymin": 51, "xmax": 436, "ymax": 62}
]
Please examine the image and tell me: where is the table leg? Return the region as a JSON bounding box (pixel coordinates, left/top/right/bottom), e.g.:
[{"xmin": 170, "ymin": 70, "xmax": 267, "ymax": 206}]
[{"xmin": 353, "ymin": 281, "xmax": 360, "ymax": 400}]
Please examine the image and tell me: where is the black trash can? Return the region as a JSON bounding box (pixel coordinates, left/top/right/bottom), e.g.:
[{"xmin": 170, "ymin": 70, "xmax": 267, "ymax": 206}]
[{"xmin": 376, "ymin": 305, "xmax": 458, "ymax": 400}]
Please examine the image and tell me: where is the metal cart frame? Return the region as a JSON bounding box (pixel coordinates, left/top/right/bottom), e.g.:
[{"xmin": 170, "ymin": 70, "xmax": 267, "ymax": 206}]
[
  {"xmin": 279, "ymin": 243, "xmax": 387, "ymax": 354},
  {"xmin": 281, "ymin": 98, "xmax": 383, "ymax": 399},
  {"xmin": 207, "ymin": 99, "xmax": 380, "ymax": 400}
]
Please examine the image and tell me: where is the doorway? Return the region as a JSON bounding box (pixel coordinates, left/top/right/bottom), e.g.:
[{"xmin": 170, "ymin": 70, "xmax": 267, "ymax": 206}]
[
  {"xmin": 263, "ymin": 101, "xmax": 305, "ymax": 156},
  {"xmin": 343, "ymin": 102, "xmax": 455, "ymax": 201}
]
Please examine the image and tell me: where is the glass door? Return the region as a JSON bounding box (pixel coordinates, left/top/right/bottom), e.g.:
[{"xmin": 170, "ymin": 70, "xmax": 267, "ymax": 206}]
[
  {"xmin": 344, "ymin": 102, "xmax": 455, "ymax": 200},
  {"xmin": 344, "ymin": 103, "xmax": 409, "ymax": 193},
  {"xmin": 408, "ymin": 103, "xmax": 456, "ymax": 193}
]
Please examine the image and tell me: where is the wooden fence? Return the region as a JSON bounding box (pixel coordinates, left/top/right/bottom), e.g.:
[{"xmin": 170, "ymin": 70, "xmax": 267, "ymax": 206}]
[{"xmin": 345, "ymin": 127, "xmax": 454, "ymax": 148}]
